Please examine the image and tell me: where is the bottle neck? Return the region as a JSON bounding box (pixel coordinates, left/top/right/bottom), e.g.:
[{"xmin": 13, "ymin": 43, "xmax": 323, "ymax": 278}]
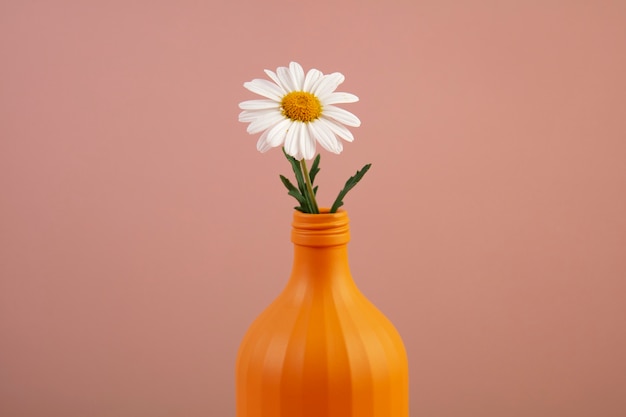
[
  {"xmin": 291, "ymin": 243, "xmax": 351, "ymax": 279},
  {"xmin": 290, "ymin": 208, "xmax": 350, "ymax": 247},
  {"xmin": 287, "ymin": 209, "xmax": 353, "ymax": 287}
]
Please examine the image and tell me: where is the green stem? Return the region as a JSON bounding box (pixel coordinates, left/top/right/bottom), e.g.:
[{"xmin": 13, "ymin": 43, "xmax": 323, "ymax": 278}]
[{"xmin": 300, "ymin": 159, "xmax": 319, "ymax": 214}]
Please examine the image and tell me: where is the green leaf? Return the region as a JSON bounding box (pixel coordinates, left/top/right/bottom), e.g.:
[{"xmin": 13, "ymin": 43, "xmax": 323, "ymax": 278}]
[
  {"xmin": 279, "ymin": 174, "xmax": 299, "ymax": 194},
  {"xmin": 282, "ymin": 149, "xmax": 306, "ymax": 193},
  {"xmin": 330, "ymin": 163, "xmax": 372, "ymax": 213},
  {"xmin": 278, "ymin": 172, "xmax": 297, "ymax": 192},
  {"xmin": 288, "ymin": 189, "xmax": 307, "ymax": 206},
  {"xmin": 282, "ymin": 148, "xmax": 312, "ymax": 213},
  {"xmin": 309, "ymin": 154, "xmax": 321, "ymax": 185},
  {"xmin": 279, "ymin": 175, "xmax": 308, "ymax": 211}
]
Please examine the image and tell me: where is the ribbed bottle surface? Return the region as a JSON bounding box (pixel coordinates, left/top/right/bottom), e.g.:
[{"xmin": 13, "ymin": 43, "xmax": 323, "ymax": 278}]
[{"xmin": 236, "ymin": 209, "xmax": 409, "ymax": 417}]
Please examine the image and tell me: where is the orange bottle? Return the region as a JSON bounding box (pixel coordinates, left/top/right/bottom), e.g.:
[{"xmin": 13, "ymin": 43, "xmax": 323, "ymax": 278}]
[{"xmin": 236, "ymin": 209, "xmax": 409, "ymax": 417}]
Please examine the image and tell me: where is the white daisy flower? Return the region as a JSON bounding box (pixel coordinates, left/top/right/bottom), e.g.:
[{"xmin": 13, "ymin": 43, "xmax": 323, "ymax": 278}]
[{"xmin": 238, "ymin": 61, "xmax": 361, "ymax": 160}]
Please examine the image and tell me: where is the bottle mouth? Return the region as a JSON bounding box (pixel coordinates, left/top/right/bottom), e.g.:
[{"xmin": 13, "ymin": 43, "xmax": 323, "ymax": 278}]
[{"xmin": 291, "ymin": 209, "xmax": 350, "ymax": 247}]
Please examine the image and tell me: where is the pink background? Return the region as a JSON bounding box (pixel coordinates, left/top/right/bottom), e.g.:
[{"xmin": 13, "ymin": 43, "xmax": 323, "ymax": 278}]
[{"xmin": 1, "ymin": 1, "xmax": 626, "ymax": 416}]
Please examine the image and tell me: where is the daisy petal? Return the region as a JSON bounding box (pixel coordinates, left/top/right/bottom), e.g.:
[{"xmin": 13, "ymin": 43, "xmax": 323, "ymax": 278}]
[
  {"xmin": 303, "ymin": 68, "xmax": 323, "ymax": 92},
  {"xmin": 246, "ymin": 112, "xmax": 284, "ymax": 134},
  {"xmin": 320, "ymin": 117, "xmax": 354, "ymax": 142},
  {"xmin": 300, "ymin": 123, "xmax": 316, "ymax": 160},
  {"xmin": 239, "ymin": 99, "xmax": 280, "ymax": 110},
  {"xmin": 256, "ymin": 129, "xmax": 272, "ymax": 153},
  {"xmin": 313, "ymin": 72, "xmax": 345, "ymax": 98},
  {"xmin": 289, "ymin": 62, "xmax": 305, "ymax": 90},
  {"xmin": 322, "ymin": 92, "xmax": 359, "ymax": 105},
  {"xmin": 244, "ymin": 79, "xmax": 284, "ymax": 101},
  {"xmin": 267, "ymin": 118, "xmax": 292, "ymax": 147},
  {"xmin": 309, "ymin": 71, "xmax": 327, "ymax": 94},
  {"xmin": 239, "ymin": 109, "xmax": 276, "ymax": 122},
  {"xmin": 263, "ymin": 69, "xmax": 287, "ymax": 94},
  {"xmin": 277, "ymin": 66, "xmax": 296, "ymax": 92},
  {"xmin": 284, "ymin": 122, "xmax": 302, "ymax": 160},
  {"xmin": 310, "ymin": 121, "xmax": 342, "ymax": 154},
  {"xmin": 322, "ymin": 105, "xmax": 361, "ymax": 127}
]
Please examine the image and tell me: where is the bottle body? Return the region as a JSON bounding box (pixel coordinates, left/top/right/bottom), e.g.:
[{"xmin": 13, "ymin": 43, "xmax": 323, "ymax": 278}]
[{"xmin": 236, "ymin": 210, "xmax": 408, "ymax": 417}]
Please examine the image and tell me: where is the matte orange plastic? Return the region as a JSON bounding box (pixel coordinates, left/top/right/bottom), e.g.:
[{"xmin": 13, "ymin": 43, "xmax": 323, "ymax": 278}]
[{"xmin": 236, "ymin": 209, "xmax": 409, "ymax": 417}]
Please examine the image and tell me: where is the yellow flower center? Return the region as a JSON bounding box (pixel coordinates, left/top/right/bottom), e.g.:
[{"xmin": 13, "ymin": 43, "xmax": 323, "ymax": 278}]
[{"xmin": 281, "ymin": 91, "xmax": 322, "ymax": 122}]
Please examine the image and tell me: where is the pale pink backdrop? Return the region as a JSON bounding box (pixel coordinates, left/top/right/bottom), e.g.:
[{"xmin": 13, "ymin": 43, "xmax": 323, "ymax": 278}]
[{"xmin": 1, "ymin": 1, "xmax": 625, "ymax": 416}]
